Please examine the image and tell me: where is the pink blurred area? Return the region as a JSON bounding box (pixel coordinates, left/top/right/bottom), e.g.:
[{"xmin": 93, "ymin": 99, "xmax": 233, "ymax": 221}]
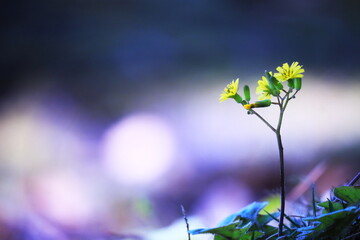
[{"xmin": 0, "ymin": 75, "xmax": 359, "ymax": 239}]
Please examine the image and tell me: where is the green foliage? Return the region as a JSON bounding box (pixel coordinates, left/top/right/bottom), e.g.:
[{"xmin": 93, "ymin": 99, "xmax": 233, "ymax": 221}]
[
  {"xmin": 318, "ymin": 200, "xmax": 344, "ymax": 214},
  {"xmin": 334, "ymin": 186, "xmax": 360, "ymax": 205},
  {"xmin": 297, "ymin": 186, "xmax": 360, "ymax": 240},
  {"xmin": 189, "ymin": 202, "xmax": 279, "ymax": 240},
  {"xmin": 297, "ymin": 207, "xmax": 360, "ymax": 239},
  {"xmin": 189, "ymin": 186, "xmax": 360, "ymax": 240}
]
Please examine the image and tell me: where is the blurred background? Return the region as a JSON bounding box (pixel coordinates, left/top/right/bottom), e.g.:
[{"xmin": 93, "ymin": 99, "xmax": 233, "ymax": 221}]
[{"xmin": 1, "ymin": 0, "xmax": 360, "ymax": 239}]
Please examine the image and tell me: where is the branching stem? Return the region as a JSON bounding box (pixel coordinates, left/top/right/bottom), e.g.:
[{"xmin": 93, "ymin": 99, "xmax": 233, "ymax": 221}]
[
  {"xmin": 251, "ymin": 110, "xmax": 276, "ymax": 133},
  {"xmin": 276, "ymin": 96, "xmax": 286, "ymax": 237},
  {"xmin": 250, "ymin": 90, "xmax": 293, "ymax": 237}
]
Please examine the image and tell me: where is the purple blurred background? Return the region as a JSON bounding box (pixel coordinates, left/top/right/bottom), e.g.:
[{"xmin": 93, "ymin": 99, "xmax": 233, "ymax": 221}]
[{"xmin": 1, "ymin": 1, "xmax": 360, "ymax": 239}]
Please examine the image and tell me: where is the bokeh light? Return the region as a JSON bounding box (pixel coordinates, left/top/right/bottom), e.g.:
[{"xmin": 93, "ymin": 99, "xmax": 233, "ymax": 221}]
[
  {"xmin": 26, "ymin": 170, "xmax": 99, "ymax": 227},
  {"xmin": 101, "ymin": 113, "xmax": 177, "ymax": 186}
]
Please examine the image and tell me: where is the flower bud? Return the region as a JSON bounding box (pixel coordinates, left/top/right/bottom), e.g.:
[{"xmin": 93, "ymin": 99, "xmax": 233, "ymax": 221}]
[
  {"xmin": 294, "ymin": 78, "xmax": 302, "ymax": 90},
  {"xmin": 265, "ymin": 71, "xmax": 283, "ymax": 96},
  {"xmin": 243, "ymin": 85, "xmax": 251, "ymax": 102},
  {"xmin": 287, "ymin": 79, "xmax": 294, "ymax": 89},
  {"xmin": 243, "ymin": 99, "xmax": 272, "ymax": 109},
  {"xmin": 254, "ymin": 99, "xmax": 272, "ymax": 108},
  {"xmin": 265, "ymin": 71, "xmax": 272, "ymax": 79}
]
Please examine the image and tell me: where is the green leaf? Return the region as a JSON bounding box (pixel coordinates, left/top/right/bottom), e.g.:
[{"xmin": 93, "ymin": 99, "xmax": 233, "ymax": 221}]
[
  {"xmin": 190, "ymin": 202, "xmax": 270, "ymax": 240},
  {"xmin": 189, "ymin": 222, "xmax": 241, "ymax": 237},
  {"xmin": 238, "ymin": 230, "xmax": 264, "ymax": 240},
  {"xmin": 190, "ymin": 222, "xmax": 260, "ymax": 240},
  {"xmin": 217, "ymin": 202, "xmax": 268, "ymax": 227},
  {"xmin": 214, "ymin": 235, "xmax": 229, "ymax": 240},
  {"xmin": 297, "ymin": 206, "xmax": 360, "ymax": 239},
  {"xmin": 236, "ymin": 202, "xmax": 269, "ymax": 222},
  {"xmin": 334, "ymin": 186, "xmax": 360, "ymax": 205},
  {"xmin": 318, "ymin": 200, "xmax": 343, "ymax": 213},
  {"xmin": 256, "ymin": 213, "xmax": 280, "ymax": 226},
  {"xmin": 259, "ymin": 225, "xmax": 278, "ymax": 236}
]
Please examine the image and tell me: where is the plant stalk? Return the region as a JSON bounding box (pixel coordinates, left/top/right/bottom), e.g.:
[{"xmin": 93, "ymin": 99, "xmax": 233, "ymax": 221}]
[
  {"xmin": 251, "ymin": 91, "xmax": 292, "ymax": 237},
  {"xmin": 252, "ymin": 109, "xmax": 286, "ymax": 236},
  {"xmin": 275, "ymin": 110, "xmax": 285, "ymax": 237},
  {"xmin": 276, "ymin": 95, "xmax": 289, "ymax": 237},
  {"xmin": 276, "ymin": 130, "xmax": 285, "ymax": 237},
  {"xmin": 251, "ymin": 110, "xmax": 276, "ymax": 133}
]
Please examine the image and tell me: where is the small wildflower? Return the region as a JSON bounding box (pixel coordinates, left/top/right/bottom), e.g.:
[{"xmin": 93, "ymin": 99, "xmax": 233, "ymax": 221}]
[
  {"xmin": 256, "ymin": 74, "xmax": 273, "ymax": 100},
  {"xmin": 219, "ymin": 78, "xmax": 240, "ymax": 102},
  {"xmin": 274, "ymin": 62, "xmax": 304, "ymax": 82}
]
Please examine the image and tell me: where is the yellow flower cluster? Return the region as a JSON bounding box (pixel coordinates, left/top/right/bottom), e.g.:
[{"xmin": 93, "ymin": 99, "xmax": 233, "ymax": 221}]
[
  {"xmin": 257, "ymin": 62, "xmax": 304, "ymax": 100},
  {"xmin": 219, "ymin": 62, "xmax": 304, "ymax": 105}
]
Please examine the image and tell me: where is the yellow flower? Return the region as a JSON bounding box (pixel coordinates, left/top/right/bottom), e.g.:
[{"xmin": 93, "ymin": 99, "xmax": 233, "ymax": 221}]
[
  {"xmin": 274, "ymin": 62, "xmax": 304, "ymax": 82},
  {"xmin": 256, "ymin": 74, "xmax": 272, "ymax": 100},
  {"xmin": 219, "ymin": 78, "xmax": 240, "ymax": 102}
]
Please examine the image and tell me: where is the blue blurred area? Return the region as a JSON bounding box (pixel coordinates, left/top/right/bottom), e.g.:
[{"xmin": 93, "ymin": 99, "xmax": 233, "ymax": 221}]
[
  {"xmin": 1, "ymin": 1, "xmax": 360, "ymax": 239},
  {"xmin": 2, "ymin": 1, "xmax": 360, "ymax": 88},
  {"xmin": 1, "ymin": 0, "xmax": 360, "ymax": 120}
]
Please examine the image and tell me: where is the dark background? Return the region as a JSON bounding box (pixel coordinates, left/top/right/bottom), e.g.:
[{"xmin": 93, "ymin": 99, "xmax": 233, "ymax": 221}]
[{"xmin": 2, "ymin": 0, "xmax": 360, "ymax": 113}]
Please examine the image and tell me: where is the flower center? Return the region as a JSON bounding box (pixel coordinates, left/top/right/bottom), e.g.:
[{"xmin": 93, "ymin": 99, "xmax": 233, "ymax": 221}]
[{"xmin": 284, "ymin": 69, "xmax": 291, "ymax": 78}]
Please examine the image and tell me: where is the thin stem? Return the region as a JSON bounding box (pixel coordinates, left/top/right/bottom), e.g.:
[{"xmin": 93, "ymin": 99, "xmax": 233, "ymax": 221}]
[
  {"xmin": 290, "ymin": 89, "xmax": 299, "ymax": 99},
  {"xmin": 341, "ymin": 231, "xmax": 360, "ymax": 240},
  {"xmin": 277, "ymin": 92, "xmax": 291, "ymax": 237},
  {"xmin": 181, "ymin": 205, "xmax": 191, "ymax": 240},
  {"xmin": 312, "ymin": 184, "xmax": 317, "ymax": 217},
  {"xmin": 248, "ymin": 90, "xmax": 292, "ymax": 237},
  {"xmin": 277, "ymin": 95, "xmax": 282, "ymax": 107},
  {"xmin": 347, "ymin": 172, "xmax": 360, "ymax": 186},
  {"xmin": 276, "ymin": 128, "xmax": 285, "ymax": 237},
  {"xmin": 250, "ymin": 110, "xmax": 276, "ymax": 133},
  {"xmin": 250, "ymin": 106, "xmax": 285, "ymax": 237}
]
